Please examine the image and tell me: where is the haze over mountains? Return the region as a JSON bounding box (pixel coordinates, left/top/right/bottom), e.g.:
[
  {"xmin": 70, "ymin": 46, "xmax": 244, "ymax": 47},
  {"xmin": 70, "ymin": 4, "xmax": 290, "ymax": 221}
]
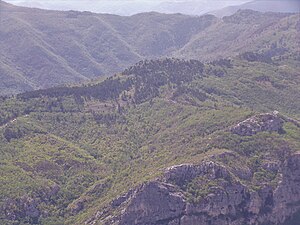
[
  {"xmin": 0, "ymin": 1, "xmax": 300, "ymax": 225},
  {"xmin": 1, "ymin": 0, "xmax": 299, "ymax": 95},
  {"xmin": 5, "ymin": 0, "xmax": 251, "ymax": 15},
  {"xmin": 211, "ymin": 0, "xmax": 300, "ymax": 17},
  {"xmin": 5, "ymin": 0, "xmax": 299, "ymax": 16}
]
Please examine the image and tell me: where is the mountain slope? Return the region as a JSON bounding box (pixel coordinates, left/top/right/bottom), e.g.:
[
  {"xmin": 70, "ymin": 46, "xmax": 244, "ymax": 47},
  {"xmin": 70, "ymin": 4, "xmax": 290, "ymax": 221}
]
[
  {"xmin": 0, "ymin": 1, "xmax": 299, "ymax": 95},
  {"xmin": 0, "ymin": 1, "xmax": 215, "ymax": 95},
  {"xmin": 211, "ymin": 0, "xmax": 300, "ymax": 17},
  {"xmin": 0, "ymin": 50, "xmax": 299, "ymax": 224},
  {"xmin": 176, "ymin": 10, "xmax": 300, "ymax": 60}
]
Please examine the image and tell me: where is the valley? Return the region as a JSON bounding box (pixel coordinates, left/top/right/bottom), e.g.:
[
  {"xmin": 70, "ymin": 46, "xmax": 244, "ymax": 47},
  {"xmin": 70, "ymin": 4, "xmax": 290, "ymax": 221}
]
[
  {"xmin": 0, "ymin": 0, "xmax": 299, "ymax": 95},
  {"xmin": 0, "ymin": 1, "xmax": 299, "ymax": 224}
]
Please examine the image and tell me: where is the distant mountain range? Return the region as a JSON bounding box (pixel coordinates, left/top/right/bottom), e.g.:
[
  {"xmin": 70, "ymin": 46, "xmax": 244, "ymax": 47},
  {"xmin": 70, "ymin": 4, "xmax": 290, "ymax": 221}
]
[
  {"xmin": 0, "ymin": 1, "xmax": 299, "ymax": 95},
  {"xmin": 0, "ymin": 1, "xmax": 300, "ymax": 225},
  {"xmin": 211, "ymin": 0, "xmax": 300, "ymax": 17},
  {"xmin": 5, "ymin": 0, "xmax": 299, "ymax": 16},
  {"xmin": 152, "ymin": 0, "xmax": 249, "ymax": 15},
  {"xmin": 4, "ymin": 0, "xmax": 250, "ymax": 16}
]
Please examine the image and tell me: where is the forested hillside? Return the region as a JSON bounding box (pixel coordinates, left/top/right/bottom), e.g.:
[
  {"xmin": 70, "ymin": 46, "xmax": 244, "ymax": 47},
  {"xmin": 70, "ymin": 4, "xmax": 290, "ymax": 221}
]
[
  {"xmin": 0, "ymin": 50, "xmax": 300, "ymax": 224},
  {"xmin": 0, "ymin": 0, "xmax": 299, "ymax": 95}
]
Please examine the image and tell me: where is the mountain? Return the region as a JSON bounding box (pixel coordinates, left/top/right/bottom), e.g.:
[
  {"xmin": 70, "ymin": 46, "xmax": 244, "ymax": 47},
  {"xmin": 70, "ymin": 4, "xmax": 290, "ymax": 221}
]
[
  {"xmin": 211, "ymin": 0, "xmax": 300, "ymax": 17},
  {"xmin": 5, "ymin": 0, "xmax": 250, "ymax": 16},
  {"xmin": 0, "ymin": 0, "xmax": 214, "ymax": 95},
  {"xmin": 152, "ymin": 0, "xmax": 250, "ymax": 16},
  {"xmin": 1, "ymin": 0, "xmax": 299, "ymax": 95},
  {"xmin": 0, "ymin": 48, "xmax": 299, "ymax": 224}
]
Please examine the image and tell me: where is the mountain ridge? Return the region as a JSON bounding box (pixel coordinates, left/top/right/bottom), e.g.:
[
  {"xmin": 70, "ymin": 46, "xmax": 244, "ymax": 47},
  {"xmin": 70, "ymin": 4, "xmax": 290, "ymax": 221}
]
[
  {"xmin": 1, "ymin": 53, "xmax": 300, "ymax": 224},
  {"xmin": 211, "ymin": 0, "xmax": 300, "ymax": 18},
  {"xmin": 1, "ymin": 1, "xmax": 299, "ymax": 95}
]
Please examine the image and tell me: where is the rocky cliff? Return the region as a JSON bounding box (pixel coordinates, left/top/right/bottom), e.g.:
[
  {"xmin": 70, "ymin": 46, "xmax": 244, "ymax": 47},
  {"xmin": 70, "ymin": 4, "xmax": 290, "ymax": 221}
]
[{"xmin": 88, "ymin": 151, "xmax": 300, "ymax": 225}]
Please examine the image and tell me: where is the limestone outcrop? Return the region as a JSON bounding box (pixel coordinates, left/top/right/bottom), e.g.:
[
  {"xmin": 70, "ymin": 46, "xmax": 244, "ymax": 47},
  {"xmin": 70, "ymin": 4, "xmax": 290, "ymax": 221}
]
[
  {"xmin": 89, "ymin": 152, "xmax": 300, "ymax": 225},
  {"xmin": 230, "ymin": 112, "xmax": 284, "ymax": 136}
]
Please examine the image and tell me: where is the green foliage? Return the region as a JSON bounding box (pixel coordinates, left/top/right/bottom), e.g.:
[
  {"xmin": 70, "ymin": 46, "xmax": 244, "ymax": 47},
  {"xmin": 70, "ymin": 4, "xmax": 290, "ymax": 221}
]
[
  {"xmin": 0, "ymin": 53, "xmax": 299, "ymax": 224},
  {"xmin": 253, "ymin": 169, "xmax": 277, "ymax": 184},
  {"xmin": 185, "ymin": 177, "xmax": 226, "ymax": 203}
]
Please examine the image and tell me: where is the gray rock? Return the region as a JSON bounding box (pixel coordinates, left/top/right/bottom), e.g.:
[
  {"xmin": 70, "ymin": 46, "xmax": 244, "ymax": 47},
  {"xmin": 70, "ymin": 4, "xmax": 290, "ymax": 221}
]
[
  {"xmin": 164, "ymin": 161, "xmax": 230, "ymax": 187},
  {"xmin": 3, "ymin": 196, "xmax": 40, "ymax": 222},
  {"xmin": 94, "ymin": 152, "xmax": 300, "ymax": 225},
  {"xmin": 119, "ymin": 181, "xmax": 185, "ymax": 225},
  {"xmin": 231, "ymin": 112, "xmax": 284, "ymax": 136}
]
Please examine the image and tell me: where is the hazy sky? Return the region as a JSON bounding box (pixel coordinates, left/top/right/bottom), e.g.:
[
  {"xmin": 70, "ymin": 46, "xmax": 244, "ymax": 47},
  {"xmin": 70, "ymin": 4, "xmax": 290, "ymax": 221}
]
[{"xmin": 5, "ymin": 0, "xmax": 253, "ymax": 15}]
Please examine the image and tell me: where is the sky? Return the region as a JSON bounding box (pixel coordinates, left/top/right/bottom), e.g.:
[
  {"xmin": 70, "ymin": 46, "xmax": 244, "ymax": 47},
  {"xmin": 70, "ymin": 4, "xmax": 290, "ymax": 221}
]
[{"xmin": 4, "ymin": 0, "xmax": 253, "ymax": 15}]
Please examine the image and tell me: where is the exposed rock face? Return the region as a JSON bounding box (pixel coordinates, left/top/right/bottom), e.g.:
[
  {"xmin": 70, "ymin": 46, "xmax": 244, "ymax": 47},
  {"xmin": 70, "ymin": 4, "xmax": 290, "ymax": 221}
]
[
  {"xmin": 164, "ymin": 162, "xmax": 230, "ymax": 186},
  {"xmin": 91, "ymin": 152, "xmax": 300, "ymax": 225},
  {"xmin": 271, "ymin": 152, "xmax": 300, "ymax": 224},
  {"xmin": 3, "ymin": 196, "xmax": 40, "ymax": 222},
  {"xmin": 119, "ymin": 182, "xmax": 185, "ymax": 225},
  {"xmin": 231, "ymin": 112, "xmax": 284, "ymax": 136},
  {"xmin": 2, "ymin": 184, "xmax": 60, "ymax": 222}
]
